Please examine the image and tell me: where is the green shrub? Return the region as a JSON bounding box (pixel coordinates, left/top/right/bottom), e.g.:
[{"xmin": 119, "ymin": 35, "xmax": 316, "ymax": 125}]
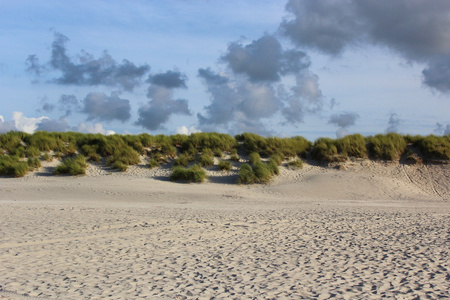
[
  {"xmin": 148, "ymin": 158, "xmax": 160, "ymax": 169},
  {"xmin": 414, "ymin": 135, "xmax": 450, "ymax": 160},
  {"xmin": 367, "ymin": 133, "xmax": 406, "ymax": 160},
  {"xmin": 198, "ymin": 153, "xmax": 214, "ymax": 167},
  {"xmin": 112, "ymin": 161, "xmax": 128, "ymax": 172},
  {"xmin": 106, "ymin": 145, "xmax": 140, "ymax": 168},
  {"xmin": 26, "ymin": 146, "xmax": 41, "ymax": 158},
  {"xmin": 174, "ymin": 153, "xmax": 191, "ymax": 167},
  {"xmin": 267, "ymin": 158, "xmax": 280, "ymax": 176},
  {"xmin": 270, "ymin": 154, "xmax": 283, "ymax": 166},
  {"xmin": 170, "ymin": 164, "xmax": 207, "ymax": 183},
  {"xmin": 27, "ymin": 157, "xmax": 41, "ymax": 170},
  {"xmin": 310, "ymin": 138, "xmax": 341, "ymax": 163},
  {"xmin": 9, "ymin": 146, "xmax": 26, "ymax": 158},
  {"xmin": 253, "ymin": 161, "xmax": 272, "ymax": 183},
  {"xmin": 41, "ymin": 152, "xmax": 52, "ymax": 161},
  {"xmin": 249, "ymin": 152, "xmax": 261, "ymax": 165},
  {"xmin": 287, "ymin": 159, "xmax": 304, "ymax": 169},
  {"xmin": 218, "ymin": 160, "xmax": 232, "ymax": 171},
  {"xmin": 336, "ymin": 134, "xmax": 367, "ymax": 158},
  {"xmin": 0, "ymin": 132, "xmax": 23, "ymax": 152},
  {"xmin": 237, "ymin": 163, "xmax": 256, "ymax": 184},
  {"xmin": 230, "ymin": 153, "xmax": 240, "ymax": 162},
  {"xmin": 28, "ymin": 132, "xmax": 61, "ymax": 151},
  {"xmin": 181, "ymin": 132, "xmax": 237, "ymax": 153},
  {"xmin": 213, "ymin": 148, "xmax": 223, "ymax": 157},
  {"xmin": 54, "ymin": 155, "xmax": 87, "ymax": 175},
  {"xmin": 0, "ymin": 155, "xmax": 28, "ymax": 177}
]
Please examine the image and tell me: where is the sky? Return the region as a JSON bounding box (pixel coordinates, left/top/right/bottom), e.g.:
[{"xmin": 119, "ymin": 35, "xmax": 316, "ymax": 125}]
[{"xmin": 1, "ymin": 0, "xmax": 449, "ymax": 141}]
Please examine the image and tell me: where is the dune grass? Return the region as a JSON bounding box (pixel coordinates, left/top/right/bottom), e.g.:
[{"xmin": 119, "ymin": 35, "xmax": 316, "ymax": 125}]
[
  {"xmin": 54, "ymin": 155, "xmax": 87, "ymax": 176},
  {"xmin": 170, "ymin": 164, "xmax": 207, "ymax": 183}
]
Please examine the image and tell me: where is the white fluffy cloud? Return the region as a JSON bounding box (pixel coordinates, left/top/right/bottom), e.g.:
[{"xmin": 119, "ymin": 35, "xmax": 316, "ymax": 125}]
[
  {"xmin": 176, "ymin": 125, "xmax": 201, "ymax": 135},
  {"xmin": 77, "ymin": 123, "xmax": 115, "ymax": 135}
]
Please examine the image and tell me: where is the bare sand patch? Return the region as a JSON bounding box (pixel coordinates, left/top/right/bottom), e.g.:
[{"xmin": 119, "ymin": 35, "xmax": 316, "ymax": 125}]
[{"xmin": 0, "ymin": 161, "xmax": 448, "ymax": 299}]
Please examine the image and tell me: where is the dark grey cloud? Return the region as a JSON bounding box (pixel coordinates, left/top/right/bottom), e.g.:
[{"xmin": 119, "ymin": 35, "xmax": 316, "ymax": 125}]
[
  {"xmin": 198, "ymin": 68, "xmax": 229, "ymax": 85},
  {"xmin": 27, "ymin": 32, "xmax": 150, "ymax": 91},
  {"xmin": 36, "ymin": 118, "xmax": 70, "ymax": 132},
  {"xmin": 197, "ymin": 68, "xmax": 281, "ymax": 132},
  {"xmin": 135, "ymin": 75, "xmax": 191, "ymax": 131},
  {"xmin": 221, "ymin": 34, "xmax": 310, "ymax": 82},
  {"xmin": 281, "ymin": 0, "xmax": 360, "ymax": 56},
  {"xmin": 328, "ymin": 112, "xmax": 359, "ymax": 137},
  {"xmin": 41, "ymin": 102, "xmax": 55, "ymax": 113},
  {"xmin": 82, "ymin": 92, "xmax": 131, "ymax": 122},
  {"xmin": 422, "ymin": 57, "xmax": 450, "ymax": 93},
  {"xmin": 386, "ymin": 113, "xmax": 400, "ymax": 133},
  {"xmin": 25, "ymin": 54, "xmax": 45, "ymax": 77},
  {"xmin": 148, "ymin": 70, "xmax": 187, "ymax": 89},
  {"xmin": 281, "ymin": 0, "xmax": 450, "ymax": 93},
  {"xmin": 435, "ymin": 123, "xmax": 450, "ymax": 135}
]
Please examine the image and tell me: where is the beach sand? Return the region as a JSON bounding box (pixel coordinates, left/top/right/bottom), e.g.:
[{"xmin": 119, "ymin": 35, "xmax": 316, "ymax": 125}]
[{"xmin": 0, "ymin": 159, "xmax": 449, "ymax": 299}]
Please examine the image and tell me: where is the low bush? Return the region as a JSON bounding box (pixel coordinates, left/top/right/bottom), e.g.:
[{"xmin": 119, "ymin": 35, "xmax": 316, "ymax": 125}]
[
  {"xmin": 270, "ymin": 154, "xmax": 283, "ymax": 166},
  {"xmin": 170, "ymin": 164, "xmax": 207, "ymax": 183},
  {"xmin": 198, "ymin": 153, "xmax": 214, "ymax": 167},
  {"xmin": 287, "ymin": 159, "xmax": 304, "ymax": 169},
  {"xmin": 310, "ymin": 138, "xmax": 341, "ymax": 163},
  {"xmin": 249, "ymin": 152, "xmax": 261, "ymax": 165},
  {"xmin": 414, "ymin": 135, "xmax": 450, "ymax": 160},
  {"xmin": 252, "ymin": 161, "xmax": 272, "ymax": 183},
  {"xmin": 0, "ymin": 155, "xmax": 28, "ymax": 177},
  {"xmin": 267, "ymin": 158, "xmax": 280, "ymax": 176},
  {"xmin": 230, "ymin": 153, "xmax": 240, "ymax": 162},
  {"xmin": 9, "ymin": 146, "xmax": 25, "ymax": 158},
  {"xmin": 106, "ymin": 146, "xmax": 140, "ymax": 171},
  {"xmin": 213, "ymin": 148, "xmax": 223, "ymax": 157},
  {"xmin": 41, "ymin": 152, "xmax": 52, "ymax": 161},
  {"xmin": 336, "ymin": 134, "xmax": 367, "ymax": 158},
  {"xmin": 112, "ymin": 161, "xmax": 128, "ymax": 172},
  {"xmin": 174, "ymin": 153, "xmax": 191, "ymax": 167},
  {"xmin": 237, "ymin": 163, "xmax": 256, "ymax": 184},
  {"xmin": 148, "ymin": 158, "xmax": 160, "ymax": 169},
  {"xmin": 25, "ymin": 146, "xmax": 41, "ymax": 158},
  {"xmin": 218, "ymin": 160, "xmax": 232, "ymax": 171},
  {"xmin": 27, "ymin": 157, "xmax": 41, "ymax": 170},
  {"xmin": 54, "ymin": 155, "xmax": 87, "ymax": 175},
  {"xmin": 367, "ymin": 133, "xmax": 406, "ymax": 160}
]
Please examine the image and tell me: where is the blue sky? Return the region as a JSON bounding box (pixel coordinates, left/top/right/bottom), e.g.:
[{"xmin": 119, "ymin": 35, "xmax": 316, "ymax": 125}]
[{"xmin": 1, "ymin": 0, "xmax": 449, "ymax": 141}]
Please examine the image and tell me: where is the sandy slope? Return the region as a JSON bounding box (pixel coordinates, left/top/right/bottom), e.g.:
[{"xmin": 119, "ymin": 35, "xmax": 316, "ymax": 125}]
[{"xmin": 0, "ymin": 160, "xmax": 449, "ymax": 299}]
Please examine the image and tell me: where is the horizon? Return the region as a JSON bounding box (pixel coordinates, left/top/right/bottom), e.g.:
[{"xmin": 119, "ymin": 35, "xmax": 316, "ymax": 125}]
[{"xmin": 1, "ymin": 0, "xmax": 449, "ymax": 141}]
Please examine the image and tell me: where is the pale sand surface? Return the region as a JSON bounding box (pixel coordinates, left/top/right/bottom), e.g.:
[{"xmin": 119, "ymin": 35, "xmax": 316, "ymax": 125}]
[{"xmin": 0, "ymin": 160, "xmax": 449, "ymax": 299}]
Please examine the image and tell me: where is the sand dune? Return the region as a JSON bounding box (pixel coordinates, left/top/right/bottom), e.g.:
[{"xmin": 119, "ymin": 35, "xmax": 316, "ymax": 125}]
[{"xmin": 0, "ymin": 160, "xmax": 449, "ymax": 299}]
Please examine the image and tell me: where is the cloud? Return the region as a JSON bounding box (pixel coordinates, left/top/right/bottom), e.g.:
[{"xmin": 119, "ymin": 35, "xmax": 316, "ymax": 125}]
[
  {"xmin": 82, "ymin": 92, "xmax": 131, "ymax": 122},
  {"xmin": 197, "ymin": 68, "xmax": 281, "ymax": 133},
  {"xmin": 0, "ymin": 112, "xmax": 49, "ymax": 134},
  {"xmin": 0, "ymin": 115, "xmax": 16, "ymax": 133},
  {"xmin": 136, "ymin": 71, "xmax": 191, "ymax": 131},
  {"xmin": 422, "ymin": 57, "xmax": 450, "ymax": 93},
  {"xmin": 281, "ymin": 0, "xmax": 360, "ymax": 56},
  {"xmin": 221, "ymin": 34, "xmax": 310, "ymax": 82},
  {"xmin": 77, "ymin": 122, "xmax": 115, "ymax": 135},
  {"xmin": 176, "ymin": 125, "xmax": 201, "ymax": 135},
  {"xmin": 36, "ymin": 118, "xmax": 70, "ymax": 132},
  {"xmin": 148, "ymin": 70, "xmax": 187, "ymax": 89},
  {"xmin": 27, "ymin": 32, "xmax": 150, "ymax": 91},
  {"xmin": 198, "ymin": 34, "xmax": 323, "ymax": 133},
  {"xmin": 435, "ymin": 123, "xmax": 450, "ymax": 135},
  {"xmin": 386, "ymin": 113, "xmax": 400, "ymax": 133},
  {"xmin": 281, "ymin": 0, "xmax": 450, "ymax": 93},
  {"xmin": 58, "ymin": 94, "xmax": 80, "ymax": 116},
  {"xmin": 328, "ymin": 112, "xmax": 359, "ymax": 137}
]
